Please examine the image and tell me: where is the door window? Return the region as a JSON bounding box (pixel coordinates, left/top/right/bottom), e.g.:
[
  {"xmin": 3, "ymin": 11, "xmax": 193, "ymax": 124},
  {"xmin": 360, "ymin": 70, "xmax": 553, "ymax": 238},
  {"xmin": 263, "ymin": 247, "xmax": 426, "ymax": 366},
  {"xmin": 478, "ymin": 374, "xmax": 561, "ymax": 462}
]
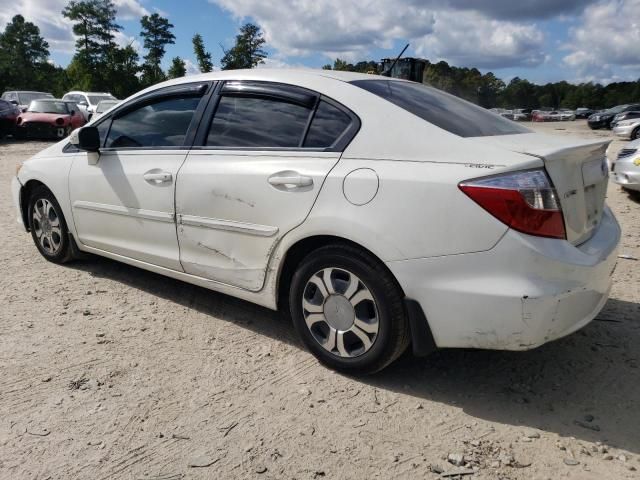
[
  {"xmin": 105, "ymin": 96, "xmax": 201, "ymax": 148},
  {"xmin": 304, "ymin": 100, "xmax": 352, "ymax": 148},
  {"xmin": 207, "ymin": 95, "xmax": 311, "ymax": 148}
]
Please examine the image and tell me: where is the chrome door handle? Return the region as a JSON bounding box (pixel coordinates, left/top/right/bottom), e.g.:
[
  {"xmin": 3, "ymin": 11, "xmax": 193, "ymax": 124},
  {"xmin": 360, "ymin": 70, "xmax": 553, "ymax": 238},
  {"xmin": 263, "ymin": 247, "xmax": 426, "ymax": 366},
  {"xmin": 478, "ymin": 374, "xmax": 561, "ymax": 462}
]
[
  {"xmin": 268, "ymin": 173, "xmax": 313, "ymax": 188},
  {"xmin": 143, "ymin": 171, "xmax": 173, "ymax": 184}
]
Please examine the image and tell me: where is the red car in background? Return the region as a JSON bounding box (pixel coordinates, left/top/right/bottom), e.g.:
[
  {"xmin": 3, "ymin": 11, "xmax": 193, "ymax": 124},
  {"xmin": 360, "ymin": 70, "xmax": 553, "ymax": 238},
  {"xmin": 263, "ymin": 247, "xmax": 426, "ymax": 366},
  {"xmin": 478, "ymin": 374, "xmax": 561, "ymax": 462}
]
[
  {"xmin": 0, "ymin": 99, "xmax": 20, "ymax": 137},
  {"xmin": 15, "ymin": 99, "xmax": 86, "ymax": 139}
]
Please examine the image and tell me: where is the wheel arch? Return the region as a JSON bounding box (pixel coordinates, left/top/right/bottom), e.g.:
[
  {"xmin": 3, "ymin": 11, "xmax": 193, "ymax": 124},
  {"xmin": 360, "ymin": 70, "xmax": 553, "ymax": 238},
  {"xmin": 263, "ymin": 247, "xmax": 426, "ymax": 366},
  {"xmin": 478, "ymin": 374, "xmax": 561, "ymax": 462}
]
[
  {"xmin": 19, "ymin": 179, "xmax": 49, "ymax": 231},
  {"xmin": 276, "ymin": 234, "xmax": 406, "ymax": 311}
]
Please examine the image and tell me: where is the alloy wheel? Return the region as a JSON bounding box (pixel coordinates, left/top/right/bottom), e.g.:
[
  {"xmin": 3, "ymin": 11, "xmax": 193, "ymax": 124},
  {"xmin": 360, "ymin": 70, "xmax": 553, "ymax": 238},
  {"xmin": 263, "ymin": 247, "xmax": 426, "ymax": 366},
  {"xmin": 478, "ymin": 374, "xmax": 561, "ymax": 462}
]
[
  {"xmin": 302, "ymin": 267, "xmax": 379, "ymax": 358},
  {"xmin": 32, "ymin": 198, "xmax": 63, "ymax": 255}
]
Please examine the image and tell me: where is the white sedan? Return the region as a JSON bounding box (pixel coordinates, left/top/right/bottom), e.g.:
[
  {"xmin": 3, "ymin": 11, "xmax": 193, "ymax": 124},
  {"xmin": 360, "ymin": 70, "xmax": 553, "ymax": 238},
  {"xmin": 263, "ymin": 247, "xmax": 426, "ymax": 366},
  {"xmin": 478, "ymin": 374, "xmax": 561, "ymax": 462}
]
[{"xmin": 11, "ymin": 70, "xmax": 620, "ymax": 373}]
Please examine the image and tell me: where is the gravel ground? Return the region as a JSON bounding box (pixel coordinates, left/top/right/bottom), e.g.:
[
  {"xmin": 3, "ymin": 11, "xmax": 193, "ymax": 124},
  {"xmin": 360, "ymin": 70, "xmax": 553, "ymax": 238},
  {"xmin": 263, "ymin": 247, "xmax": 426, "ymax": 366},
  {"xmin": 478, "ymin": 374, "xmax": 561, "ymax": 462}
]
[{"xmin": 1, "ymin": 121, "xmax": 639, "ymax": 480}]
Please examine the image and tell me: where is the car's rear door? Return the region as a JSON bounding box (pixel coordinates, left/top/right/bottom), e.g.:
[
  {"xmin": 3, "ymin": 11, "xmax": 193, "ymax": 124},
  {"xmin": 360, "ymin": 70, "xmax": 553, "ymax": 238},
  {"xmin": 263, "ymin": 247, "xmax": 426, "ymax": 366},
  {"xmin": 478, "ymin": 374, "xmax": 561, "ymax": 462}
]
[
  {"xmin": 68, "ymin": 82, "xmax": 212, "ymax": 270},
  {"xmin": 175, "ymin": 80, "xmax": 359, "ymax": 290}
]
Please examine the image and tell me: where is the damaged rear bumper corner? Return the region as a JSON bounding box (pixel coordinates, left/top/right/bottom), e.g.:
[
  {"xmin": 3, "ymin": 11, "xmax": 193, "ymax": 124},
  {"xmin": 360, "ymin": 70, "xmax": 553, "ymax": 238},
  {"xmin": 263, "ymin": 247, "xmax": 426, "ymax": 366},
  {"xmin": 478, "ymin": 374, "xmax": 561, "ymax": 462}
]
[{"xmin": 386, "ymin": 207, "xmax": 620, "ymax": 351}]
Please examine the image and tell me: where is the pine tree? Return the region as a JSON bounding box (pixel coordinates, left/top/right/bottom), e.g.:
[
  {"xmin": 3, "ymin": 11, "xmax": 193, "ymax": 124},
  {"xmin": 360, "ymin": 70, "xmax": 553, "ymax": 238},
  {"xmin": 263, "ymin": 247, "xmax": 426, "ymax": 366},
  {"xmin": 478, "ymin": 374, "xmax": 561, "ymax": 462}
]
[
  {"xmin": 140, "ymin": 13, "xmax": 175, "ymax": 86},
  {"xmin": 192, "ymin": 33, "xmax": 213, "ymax": 73},
  {"xmin": 220, "ymin": 23, "xmax": 267, "ymax": 70},
  {"xmin": 167, "ymin": 56, "xmax": 186, "ymax": 79}
]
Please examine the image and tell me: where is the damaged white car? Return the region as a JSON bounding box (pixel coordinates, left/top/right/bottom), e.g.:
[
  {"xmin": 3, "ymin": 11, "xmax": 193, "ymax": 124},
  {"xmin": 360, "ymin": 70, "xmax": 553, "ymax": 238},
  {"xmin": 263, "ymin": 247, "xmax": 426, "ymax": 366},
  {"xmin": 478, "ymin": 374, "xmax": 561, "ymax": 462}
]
[{"xmin": 12, "ymin": 70, "xmax": 620, "ymax": 374}]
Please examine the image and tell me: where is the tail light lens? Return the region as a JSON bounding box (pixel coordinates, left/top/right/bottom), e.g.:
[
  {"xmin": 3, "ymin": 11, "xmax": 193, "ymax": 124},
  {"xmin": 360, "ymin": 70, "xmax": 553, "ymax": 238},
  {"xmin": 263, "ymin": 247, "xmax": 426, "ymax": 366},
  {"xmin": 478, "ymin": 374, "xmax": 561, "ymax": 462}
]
[{"xmin": 459, "ymin": 169, "xmax": 566, "ymax": 239}]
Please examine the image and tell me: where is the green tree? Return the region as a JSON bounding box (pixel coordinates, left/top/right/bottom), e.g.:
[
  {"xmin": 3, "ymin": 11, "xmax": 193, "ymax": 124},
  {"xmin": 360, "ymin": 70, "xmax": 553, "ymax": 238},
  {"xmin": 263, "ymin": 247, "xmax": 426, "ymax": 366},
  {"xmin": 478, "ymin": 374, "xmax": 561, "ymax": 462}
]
[
  {"xmin": 62, "ymin": 0, "xmax": 121, "ymax": 91},
  {"xmin": 192, "ymin": 33, "xmax": 213, "ymax": 73},
  {"xmin": 167, "ymin": 56, "xmax": 186, "ymax": 79},
  {"xmin": 0, "ymin": 15, "xmax": 51, "ymax": 93},
  {"xmin": 140, "ymin": 13, "xmax": 175, "ymax": 86},
  {"xmin": 220, "ymin": 23, "xmax": 267, "ymax": 70},
  {"xmin": 105, "ymin": 44, "xmax": 140, "ymax": 98},
  {"xmin": 321, "ymin": 64, "xmax": 332, "ymax": 70}
]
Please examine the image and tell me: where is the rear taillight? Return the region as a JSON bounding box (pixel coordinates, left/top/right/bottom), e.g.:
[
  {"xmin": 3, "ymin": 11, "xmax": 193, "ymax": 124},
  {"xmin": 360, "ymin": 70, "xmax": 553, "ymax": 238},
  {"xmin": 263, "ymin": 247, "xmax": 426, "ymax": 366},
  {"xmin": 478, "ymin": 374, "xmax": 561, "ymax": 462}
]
[{"xmin": 459, "ymin": 169, "xmax": 566, "ymax": 239}]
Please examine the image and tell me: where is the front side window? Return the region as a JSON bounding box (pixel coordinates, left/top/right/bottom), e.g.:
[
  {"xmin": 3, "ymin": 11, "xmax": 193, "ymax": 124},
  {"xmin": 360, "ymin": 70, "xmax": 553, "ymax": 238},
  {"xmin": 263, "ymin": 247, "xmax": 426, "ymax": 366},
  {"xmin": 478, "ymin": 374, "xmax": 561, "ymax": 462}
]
[
  {"xmin": 207, "ymin": 95, "xmax": 311, "ymax": 148},
  {"xmin": 105, "ymin": 96, "xmax": 201, "ymax": 148},
  {"xmin": 304, "ymin": 100, "xmax": 352, "ymax": 148},
  {"xmin": 350, "ymin": 79, "xmax": 530, "ymax": 138}
]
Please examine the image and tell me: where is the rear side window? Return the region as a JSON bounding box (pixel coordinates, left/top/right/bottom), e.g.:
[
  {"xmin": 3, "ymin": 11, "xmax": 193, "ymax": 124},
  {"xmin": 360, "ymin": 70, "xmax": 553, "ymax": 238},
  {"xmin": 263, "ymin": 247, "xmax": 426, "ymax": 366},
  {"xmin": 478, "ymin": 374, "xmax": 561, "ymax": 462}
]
[
  {"xmin": 105, "ymin": 96, "xmax": 201, "ymax": 148},
  {"xmin": 304, "ymin": 100, "xmax": 352, "ymax": 148},
  {"xmin": 207, "ymin": 96, "xmax": 311, "ymax": 148},
  {"xmin": 350, "ymin": 79, "xmax": 530, "ymax": 138}
]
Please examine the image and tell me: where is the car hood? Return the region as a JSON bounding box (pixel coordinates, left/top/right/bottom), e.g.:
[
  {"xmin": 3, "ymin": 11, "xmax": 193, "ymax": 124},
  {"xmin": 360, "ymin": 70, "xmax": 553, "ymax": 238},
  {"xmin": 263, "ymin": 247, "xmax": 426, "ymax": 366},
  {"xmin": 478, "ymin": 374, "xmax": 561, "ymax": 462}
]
[{"xmin": 20, "ymin": 112, "xmax": 70, "ymax": 123}]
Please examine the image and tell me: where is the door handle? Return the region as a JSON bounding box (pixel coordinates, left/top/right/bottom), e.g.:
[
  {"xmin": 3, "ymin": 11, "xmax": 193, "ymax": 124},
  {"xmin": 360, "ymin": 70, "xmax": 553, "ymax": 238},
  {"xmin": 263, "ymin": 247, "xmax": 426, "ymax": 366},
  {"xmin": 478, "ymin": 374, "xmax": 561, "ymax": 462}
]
[
  {"xmin": 268, "ymin": 173, "xmax": 313, "ymax": 188},
  {"xmin": 143, "ymin": 171, "xmax": 173, "ymax": 184}
]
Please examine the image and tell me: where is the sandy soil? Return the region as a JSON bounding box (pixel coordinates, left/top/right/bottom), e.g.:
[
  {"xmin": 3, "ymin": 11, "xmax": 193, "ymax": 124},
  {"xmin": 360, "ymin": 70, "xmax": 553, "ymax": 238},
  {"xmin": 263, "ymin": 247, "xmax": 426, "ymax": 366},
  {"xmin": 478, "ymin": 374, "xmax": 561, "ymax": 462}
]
[{"xmin": 0, "ymin": 121, "xmax": 639, "ymax": 480}]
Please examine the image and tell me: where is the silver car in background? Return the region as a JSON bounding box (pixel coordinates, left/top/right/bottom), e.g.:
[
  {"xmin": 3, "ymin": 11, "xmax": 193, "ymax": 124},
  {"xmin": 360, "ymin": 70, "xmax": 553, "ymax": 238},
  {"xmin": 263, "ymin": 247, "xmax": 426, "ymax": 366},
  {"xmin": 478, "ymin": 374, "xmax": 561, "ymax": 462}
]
[
  {"xmin": 612, "ymin": 140, "xmax": 640, "ymax": 192},
  {"xmin": 612, "ymin": 112, "xmax": 640, "ymax": 140},
  {"xmin": 92, "ymin": 100, "xmax": 120, "ymax": 119}
]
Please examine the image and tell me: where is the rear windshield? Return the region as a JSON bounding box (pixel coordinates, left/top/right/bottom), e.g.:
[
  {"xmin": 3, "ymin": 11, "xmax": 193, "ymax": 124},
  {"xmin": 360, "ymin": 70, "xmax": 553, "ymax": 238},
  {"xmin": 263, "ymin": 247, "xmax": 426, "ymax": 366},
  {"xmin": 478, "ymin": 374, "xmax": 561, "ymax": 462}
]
[
  {"xmin": 350, "ymin": 79, "xmax": 530, "ymax": 138},
  {"xmin": 89, "ymin": 94, "xmax": 116, "ymax": 105}
]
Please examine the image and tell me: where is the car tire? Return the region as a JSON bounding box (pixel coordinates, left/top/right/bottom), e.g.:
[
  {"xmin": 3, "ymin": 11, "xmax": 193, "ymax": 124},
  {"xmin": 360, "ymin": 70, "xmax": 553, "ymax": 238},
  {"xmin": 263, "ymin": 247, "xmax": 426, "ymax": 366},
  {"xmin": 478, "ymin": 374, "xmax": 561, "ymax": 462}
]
[
  {"xmin": 289, "ymin": 244, "xmax": 410, "ymax": 374},
  {"xmin": 27, "ymin": 186, "xmax": 75, "ymax": 264},
  {"xmin": 632, "ymin": 127, "xmax": 640, "ymax": 140}
]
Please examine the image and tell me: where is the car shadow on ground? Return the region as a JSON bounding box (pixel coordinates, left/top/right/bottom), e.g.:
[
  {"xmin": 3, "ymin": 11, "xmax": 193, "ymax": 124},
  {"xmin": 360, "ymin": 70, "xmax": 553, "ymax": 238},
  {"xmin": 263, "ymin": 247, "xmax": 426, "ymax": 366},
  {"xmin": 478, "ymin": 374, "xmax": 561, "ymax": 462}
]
[{"xmin": 69, "ymin": 255, "xmax": 640, "ymax": 455}]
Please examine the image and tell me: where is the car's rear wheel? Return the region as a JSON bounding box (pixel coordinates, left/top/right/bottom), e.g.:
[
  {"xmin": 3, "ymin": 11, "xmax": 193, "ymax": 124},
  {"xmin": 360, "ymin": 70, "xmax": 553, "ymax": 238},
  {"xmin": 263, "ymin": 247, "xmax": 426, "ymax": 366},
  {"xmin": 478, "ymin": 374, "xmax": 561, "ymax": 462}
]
[
  {"xmin": 632, "ymin": 126, "xmax": 640, "ymax": 140},
  {"xmin": 289, "ymin": 244, "xmax": 410, "ymax": 374},
  {"xmin": 28, "ymin": 186, "xmax": 75, "ymax": 263}
]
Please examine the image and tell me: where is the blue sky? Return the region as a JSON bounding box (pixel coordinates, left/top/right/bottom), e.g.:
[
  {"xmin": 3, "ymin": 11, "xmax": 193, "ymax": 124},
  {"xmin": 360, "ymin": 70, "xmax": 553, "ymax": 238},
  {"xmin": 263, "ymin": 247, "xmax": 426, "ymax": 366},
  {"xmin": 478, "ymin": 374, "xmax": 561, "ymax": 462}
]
[{"xmin": 2, "ymin": 0, "xmax": 639, "ymax": 85}]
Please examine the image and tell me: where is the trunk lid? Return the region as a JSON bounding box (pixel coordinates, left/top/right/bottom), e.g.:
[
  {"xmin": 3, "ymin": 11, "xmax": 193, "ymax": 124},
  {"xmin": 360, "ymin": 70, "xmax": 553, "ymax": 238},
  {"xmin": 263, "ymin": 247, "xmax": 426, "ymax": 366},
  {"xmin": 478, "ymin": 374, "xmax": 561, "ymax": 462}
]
[{"xmin": 471, "ymin": 133, "xmax": 610, "ymax": 245}]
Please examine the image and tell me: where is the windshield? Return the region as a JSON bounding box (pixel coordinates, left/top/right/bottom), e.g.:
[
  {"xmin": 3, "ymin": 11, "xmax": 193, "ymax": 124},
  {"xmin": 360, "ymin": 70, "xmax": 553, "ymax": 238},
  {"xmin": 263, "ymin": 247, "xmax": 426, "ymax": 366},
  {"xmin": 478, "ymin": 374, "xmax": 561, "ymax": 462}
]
[
  {"xmin": 28, "ymin": 100, "xmax": 69, "ymax": 114},
  {"xmin": 89, "ymin": 94, "xmax": 116, "ymax": 105},
  {"xmin": 18, "ymin": 92, "xmax": 53, "ymax": 105},
  {"xmin": 96, "ymin": 100, "xmax": 118, "ymax": 113},
  {"xmin": 350, "ymin": 79, "xmax": 530, "ymax": 137}
]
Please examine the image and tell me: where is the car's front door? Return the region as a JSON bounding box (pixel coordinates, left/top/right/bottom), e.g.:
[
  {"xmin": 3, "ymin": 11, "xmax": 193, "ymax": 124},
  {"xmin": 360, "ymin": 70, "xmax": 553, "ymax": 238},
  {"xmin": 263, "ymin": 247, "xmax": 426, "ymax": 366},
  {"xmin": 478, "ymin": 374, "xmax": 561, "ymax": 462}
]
[
  {"xmin": 175, "ymin": 80, "xmax": 359, "ymax": 290},
  {"xmin": 68, "ymin": 82, "xmax": 211, "ymax": 270}
]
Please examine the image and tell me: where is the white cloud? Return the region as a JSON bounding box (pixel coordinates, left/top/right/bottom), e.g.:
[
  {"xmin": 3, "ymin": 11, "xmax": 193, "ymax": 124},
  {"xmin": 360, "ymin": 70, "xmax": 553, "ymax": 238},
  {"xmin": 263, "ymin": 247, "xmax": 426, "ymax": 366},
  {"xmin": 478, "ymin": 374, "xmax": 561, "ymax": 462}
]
[
  {"xmin": 113, "ymin": 0, "xmax": 149, "ymax": 19},
  {"xmin": 184, "ymin": 58, "xmax": 203, "ymax": 75},
  {"xmin": 0, "ymin": 0, "xmax": 148, "ymax": 54},
  {"xmin": 563, "ymin": 0, "xmax": 640, "ymax": 82},
  {"xmin": 211, "ymin": 0, "xmax": 545, "ymax": 69},
  {"xmin": 414, "ymin": 11, "xmax": 546, "ymax": 69}
]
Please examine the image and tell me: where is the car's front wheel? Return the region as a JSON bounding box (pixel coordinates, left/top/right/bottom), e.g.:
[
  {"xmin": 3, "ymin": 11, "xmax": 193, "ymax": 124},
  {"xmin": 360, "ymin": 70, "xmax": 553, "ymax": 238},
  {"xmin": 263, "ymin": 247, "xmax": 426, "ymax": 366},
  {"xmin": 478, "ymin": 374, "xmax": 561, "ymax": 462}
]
[
  {"xmin": 28, "ymin": 186, "xmax": 75, "ymax": 263},
  {"xmin": 632, "ymin": 127, "xmax": 640, "ymax": 140},
  {"xmin": 289, "ymin": 244, "xmax": 410, "ymax": 374}
]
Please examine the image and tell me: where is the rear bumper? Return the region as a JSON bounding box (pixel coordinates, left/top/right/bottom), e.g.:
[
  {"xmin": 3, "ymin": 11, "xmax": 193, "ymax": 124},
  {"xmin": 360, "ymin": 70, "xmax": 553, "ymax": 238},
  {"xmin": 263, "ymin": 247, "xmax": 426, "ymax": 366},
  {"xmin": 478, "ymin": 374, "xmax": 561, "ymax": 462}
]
[{"xmin": 388, "ymin": 207, "xmax": 620, "ymax": 350}]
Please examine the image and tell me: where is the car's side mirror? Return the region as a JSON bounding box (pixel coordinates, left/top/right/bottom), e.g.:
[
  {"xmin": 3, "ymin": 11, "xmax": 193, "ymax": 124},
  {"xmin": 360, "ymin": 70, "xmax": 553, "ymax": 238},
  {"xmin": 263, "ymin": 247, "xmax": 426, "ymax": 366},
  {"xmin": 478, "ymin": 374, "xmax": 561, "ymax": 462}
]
[
  {"xmin": 70, "ymin": 110, "xmax": 75, "ymax": 116},
  {"xmin": 70, "ymin": 126, "xmax": 101, "ymax": 164},
  {"xmin": 21, "ymin": 107, "xmax": 27, "ymax": 113}
]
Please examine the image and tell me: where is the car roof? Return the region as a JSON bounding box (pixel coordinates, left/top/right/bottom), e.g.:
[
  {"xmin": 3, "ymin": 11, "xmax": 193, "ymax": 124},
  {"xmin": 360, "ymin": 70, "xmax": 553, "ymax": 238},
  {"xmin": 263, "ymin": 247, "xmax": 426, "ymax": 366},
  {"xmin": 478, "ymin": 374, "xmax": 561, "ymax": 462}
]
[{"xmin": 149, "ymin": 68, "xmax": 404, "ymax": 89}]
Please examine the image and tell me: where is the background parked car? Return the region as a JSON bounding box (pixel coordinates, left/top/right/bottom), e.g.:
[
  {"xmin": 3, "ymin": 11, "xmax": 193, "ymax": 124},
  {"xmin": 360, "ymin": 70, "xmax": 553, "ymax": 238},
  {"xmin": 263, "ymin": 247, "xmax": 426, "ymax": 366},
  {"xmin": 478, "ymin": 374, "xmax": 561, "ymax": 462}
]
[
  {"xmin": 613, "ymin": 116, "xmax": 640, "ymax": 140},
  {"xmin": 0, "ymin": 98, "xmax": 21, "ymax": 137},
  {"xmin": 574, "ymin": 107, "xmax": 594, "ymax": 119},
  {"xmin": 92, "ymin": 99, "xmax": 120, "ymax": 119},
  {"xmin": 589, "ymin": 104, "xmax": 640, "ymax": 129},
  {"xmin": 611, "ymin": 139, "xmax": 640, "ymax": 192},
  {"xmin": 556, "ymin": 109, "xmax": 576, "ymax": 121},
  {"xmin": 532, "ymin": 110, "xmax": 552, "ymax": 122},
  {"xmin": 15, "ymin": 99, "xmax": 86, "ymax": 139},
  {"xmin": 62, "ymin": 91, "xmax": 117, "ymax": 121},
  {"xmin": 1, "ymin": 91, "xmax": 54, "ymax": 111},
  {"xmin": 611, "ymin": 111, "xmax": 640, "ymax": 129}
]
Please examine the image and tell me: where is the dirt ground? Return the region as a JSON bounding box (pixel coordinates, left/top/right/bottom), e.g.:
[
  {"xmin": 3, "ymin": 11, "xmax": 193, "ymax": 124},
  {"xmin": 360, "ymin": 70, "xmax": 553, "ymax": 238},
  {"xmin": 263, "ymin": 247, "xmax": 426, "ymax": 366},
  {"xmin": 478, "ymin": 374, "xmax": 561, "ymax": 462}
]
[{"xmin": 0, "ymin": 121, "xmax": 639, "ymax": 480}]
